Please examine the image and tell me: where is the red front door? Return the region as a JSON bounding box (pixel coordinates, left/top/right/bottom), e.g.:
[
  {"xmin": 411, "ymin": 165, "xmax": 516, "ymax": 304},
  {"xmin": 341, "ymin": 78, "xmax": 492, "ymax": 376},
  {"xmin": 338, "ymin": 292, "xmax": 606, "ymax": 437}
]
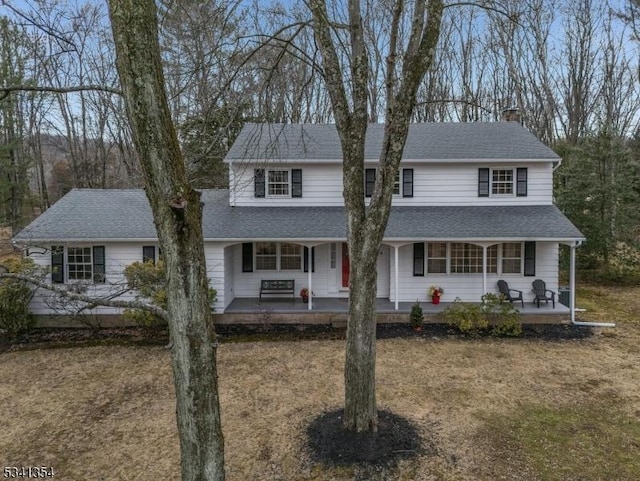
[{"xmin": 341, "ymin": 242, "xmax": 349, "ymax": 288}]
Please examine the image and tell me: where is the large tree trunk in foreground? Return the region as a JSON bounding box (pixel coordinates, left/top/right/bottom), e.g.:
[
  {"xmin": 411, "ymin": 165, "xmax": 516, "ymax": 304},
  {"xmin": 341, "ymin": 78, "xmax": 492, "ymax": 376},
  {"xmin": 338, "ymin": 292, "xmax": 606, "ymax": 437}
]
[
  {"xmin": 107, "ymin": 1, "xmax": 225, "ymax": 480},
  {"xmin": 310, "ymin": 0, "xmax": 443, "ymax": 432}
]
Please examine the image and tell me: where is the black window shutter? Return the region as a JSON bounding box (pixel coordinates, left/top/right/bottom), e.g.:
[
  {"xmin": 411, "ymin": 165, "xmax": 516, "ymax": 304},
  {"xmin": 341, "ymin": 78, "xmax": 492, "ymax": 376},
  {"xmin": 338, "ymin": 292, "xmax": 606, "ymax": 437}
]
[
  {"xmin": 524, "ymin": 241, "xmax": 536, "ymax": 276},
  {"xmin": 304, "ymin": 247, "xmax": 316, "ymax": 273},
  {"xmin": 517, "ymin": 168, "xmax": 528, "ymax": 197},
  {"xmin": 291, "ymin": 169, "xmax": 302, "ymax": 197},
  {"xmin": 143, "ymin": 246, "xmax": 156, "ymax": 264},
  {"xmin": 402, "ymin": 169, "xmax": 414, "ymax": 198},
  {"xmin": 365, "ymin": 168, "xmax": 376, "ymax": 197},
  {"xmin": 413, "ymin": 242, "xmax": 425, "ymax": 276},
  {"xmin": 93, "ymin": 246, "xmax": 106, "ymax": 283},
  {"xmin": 254, "ymin": 169, "xmax": 265, "ymax": 198},
  {"xmin": 51, "ymin": 246, "xmax": 64, "ymax": 284},
  {"xmin": 242, "ymin": 243, "xmax": 253, "ymax": 272},
  {"xmin": 478, "ymin": 168, "xmax": 490, "ymax": 197}
]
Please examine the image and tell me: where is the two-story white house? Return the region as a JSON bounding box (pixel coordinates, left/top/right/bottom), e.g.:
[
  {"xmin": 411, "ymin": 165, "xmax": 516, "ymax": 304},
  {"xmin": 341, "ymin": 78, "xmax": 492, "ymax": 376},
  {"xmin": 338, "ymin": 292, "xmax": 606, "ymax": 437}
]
[{"xmin": 13, "ymin": 121, "xmax": 584, "ymax": 325}]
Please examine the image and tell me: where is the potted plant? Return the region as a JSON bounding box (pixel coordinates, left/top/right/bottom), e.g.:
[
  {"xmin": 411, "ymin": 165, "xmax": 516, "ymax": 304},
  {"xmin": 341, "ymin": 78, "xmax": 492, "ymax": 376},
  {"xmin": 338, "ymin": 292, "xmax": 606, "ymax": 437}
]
[
  {"xmin": 410, "ymin": 301, "xmax": 424, "ymax": 331},
  {"xmin": 428, "ymin": 285, "xmax": 444, "ymax": 304},
  {"xmin": 300, "ymin": 288, "xmax": 310, "ymax": 303}
]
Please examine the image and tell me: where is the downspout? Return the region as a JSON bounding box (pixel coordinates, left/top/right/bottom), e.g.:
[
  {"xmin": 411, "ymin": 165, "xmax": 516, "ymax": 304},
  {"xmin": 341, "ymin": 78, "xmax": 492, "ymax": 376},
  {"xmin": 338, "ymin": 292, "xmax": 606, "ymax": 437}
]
[
  {"xmin": 552, "ymin": 158, "xmax": 562, "ymax": 172},
  {"xmin": 229, "ymin": 161, "xmax": 235, "ymax": 207},
  {"xmin": 308, "ymin": 245, "xmax": 313, "ymax": 311},
  {"xmin": 570, "ymin": 240, "xmax": 615, "ymax": 327}
]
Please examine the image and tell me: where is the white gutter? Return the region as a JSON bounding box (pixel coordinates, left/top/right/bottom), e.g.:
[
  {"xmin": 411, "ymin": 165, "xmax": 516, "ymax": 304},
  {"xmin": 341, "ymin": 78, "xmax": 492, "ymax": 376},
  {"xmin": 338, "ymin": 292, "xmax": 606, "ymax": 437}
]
[{"xmin": 570, "ymin": 240, "xmax": 615, "ymax": 328}]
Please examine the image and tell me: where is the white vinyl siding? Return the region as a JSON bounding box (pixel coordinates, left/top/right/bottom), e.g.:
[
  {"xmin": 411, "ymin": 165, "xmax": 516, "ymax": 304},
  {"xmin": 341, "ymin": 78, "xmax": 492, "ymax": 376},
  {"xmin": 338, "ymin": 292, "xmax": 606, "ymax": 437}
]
[
  {"xmin": 27, "ymin": 243, "xmax": 147, "ymax": 315},
  {"xmin": 391, "ymin": 241, "xmax": 558, "ymax": 303},
  {"xmin": 230, "ymin": 162, "xmax": 553, "ymax": 206}
]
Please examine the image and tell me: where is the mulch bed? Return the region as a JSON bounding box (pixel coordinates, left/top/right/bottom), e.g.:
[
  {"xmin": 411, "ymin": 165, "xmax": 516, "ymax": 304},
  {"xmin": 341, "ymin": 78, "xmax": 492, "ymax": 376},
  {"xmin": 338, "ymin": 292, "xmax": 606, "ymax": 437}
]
[
  {"xmin": 0, "ymin": 322, "xmax": 596, "ymax": 353},
  {"xmin": 306, "ymin": 408, "xmax": 429, "ymax": 469}
]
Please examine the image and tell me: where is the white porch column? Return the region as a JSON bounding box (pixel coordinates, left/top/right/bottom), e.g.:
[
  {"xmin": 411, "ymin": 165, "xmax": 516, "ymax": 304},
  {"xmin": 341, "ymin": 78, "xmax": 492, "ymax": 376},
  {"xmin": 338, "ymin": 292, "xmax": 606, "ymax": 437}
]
[
  {"xmin": 394, "ymin": 245, "xmax": 399, "ymax": 311},
  {"xmin": 308, "ymin": 247, "xmax": 313, "ymax": 311},
  {"xmin": 482, "ymin": 245, "xmax": 487, "ymax": 298}
]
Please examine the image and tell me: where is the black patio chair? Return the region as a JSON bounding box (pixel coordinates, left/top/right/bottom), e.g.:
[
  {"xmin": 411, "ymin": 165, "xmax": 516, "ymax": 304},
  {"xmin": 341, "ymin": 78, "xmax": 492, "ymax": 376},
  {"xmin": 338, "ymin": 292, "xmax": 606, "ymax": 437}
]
[
  {"xmin": 497, "ymin": 280, "xmax": 524, "ymax": 308},
  {"xmin": 532, "ymin": 279, "xmax": 555, "ymax": 308}
]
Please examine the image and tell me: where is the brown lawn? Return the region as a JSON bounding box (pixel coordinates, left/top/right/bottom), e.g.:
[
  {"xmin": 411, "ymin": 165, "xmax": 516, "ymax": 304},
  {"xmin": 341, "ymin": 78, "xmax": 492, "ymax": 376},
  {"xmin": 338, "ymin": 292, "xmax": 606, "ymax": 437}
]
[{"xmin": 1, "ymin": 285, "xmax": 640, "ymax": 480}]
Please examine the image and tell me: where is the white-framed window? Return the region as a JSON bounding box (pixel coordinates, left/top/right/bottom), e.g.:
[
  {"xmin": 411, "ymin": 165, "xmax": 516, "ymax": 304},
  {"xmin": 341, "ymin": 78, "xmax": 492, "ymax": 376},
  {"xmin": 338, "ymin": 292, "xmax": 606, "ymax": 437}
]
[
  {"xmin": 450, "ymin": 243, "xmax": 484, "ymax": 274},
  {"xmin": 254, "ymin": 242, "xmax": 303, "ymax": 271},
  {"xmin": 267, "ymin": 170, "xmax": 289, "ymax": 196},
  {"xmin": 393, "ymin": 171, "xmax": 400, "ymax": 195},
  {"xmin": 427, "ymin": 242, "xmax": 447, "ymax": 274},
  {"xmin": 502, "ymin": 242, "xmax": 522, "ymax": 274},
  {"xmin": 255, "ymin": 242, "xmax": 277, "ymax": 270},
  {"xmin": 67, "ymin": 247, "xmax": 93, "ymax": 280},
  {"xmin": 492, "ymin": 169, "xmax": 514, "ymax": 195},
  {"xmin": 487, "ymin": 244, "xmax": 498, "ymax": 274},
  {"xmin": 280, "ymin": 243, "xmax": 302, "ymax": 270}
]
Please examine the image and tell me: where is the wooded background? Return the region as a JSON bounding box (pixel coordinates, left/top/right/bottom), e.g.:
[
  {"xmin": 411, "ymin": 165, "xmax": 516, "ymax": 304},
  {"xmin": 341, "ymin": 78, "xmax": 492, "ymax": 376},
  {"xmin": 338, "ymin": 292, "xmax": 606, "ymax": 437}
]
[{"xmin": 1, "ymin": 0, "xmax": 639, "ymax": 274}]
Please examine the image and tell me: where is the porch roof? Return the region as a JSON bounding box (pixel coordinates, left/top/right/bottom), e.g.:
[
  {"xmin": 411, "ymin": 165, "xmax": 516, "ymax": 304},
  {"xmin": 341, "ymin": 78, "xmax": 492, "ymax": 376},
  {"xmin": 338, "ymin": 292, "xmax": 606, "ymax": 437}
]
[
  {"xmin": 15, "ymin": 188, "xmax": 583, "ymax": 242},
  {"xmin": 206, "ymin": 202, "xmax": 583, "ymax": 241}
]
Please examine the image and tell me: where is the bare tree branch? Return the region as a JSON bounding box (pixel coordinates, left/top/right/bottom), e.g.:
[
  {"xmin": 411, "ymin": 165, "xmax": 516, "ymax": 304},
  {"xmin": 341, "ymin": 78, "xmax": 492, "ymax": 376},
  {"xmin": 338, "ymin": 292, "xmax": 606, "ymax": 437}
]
[
  {"xmin": 0, "ymin": 272, "xmax": 168, "ymax": 321},
  {"xmin": 0, "ymin": 85, "xmax": 122, "ymax": 101}
]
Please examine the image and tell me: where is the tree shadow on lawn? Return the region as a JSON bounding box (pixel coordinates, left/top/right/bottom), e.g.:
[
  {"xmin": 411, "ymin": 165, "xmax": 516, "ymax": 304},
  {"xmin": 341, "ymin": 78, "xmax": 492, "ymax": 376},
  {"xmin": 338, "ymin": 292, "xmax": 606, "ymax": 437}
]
[{"xmin": 306, "ymin": 408, "xmax": 436, "ymax": 471}]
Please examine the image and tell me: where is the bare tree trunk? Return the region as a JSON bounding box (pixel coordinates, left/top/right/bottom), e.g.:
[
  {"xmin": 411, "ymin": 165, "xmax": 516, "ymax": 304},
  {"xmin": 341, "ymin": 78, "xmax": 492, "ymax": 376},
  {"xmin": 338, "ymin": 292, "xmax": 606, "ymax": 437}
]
[
  {"xmin": 310, "ymin": 0, "xmax": 443, "ymax": 433},
  {"xmin": 107, "ymin": 1, "xmax": 225, "ymax": 480}
]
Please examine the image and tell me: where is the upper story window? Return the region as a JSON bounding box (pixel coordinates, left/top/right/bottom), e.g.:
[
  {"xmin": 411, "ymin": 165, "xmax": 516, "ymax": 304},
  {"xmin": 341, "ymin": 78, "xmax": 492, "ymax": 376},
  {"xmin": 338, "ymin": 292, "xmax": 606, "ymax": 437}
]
[
  {"xmin": 268, "ymin": 170, "xmax": 289, "ymax": 196},
  {"xmin": 492, "ymin": 169, "xmax": 514, "ymax": 195},
  {"xmin": 366, "ymin": 168, "xmax": 413, "ymax": 198},
  {"xmin": 254, "ymin": 168, "xmax": 302, "ymax": 198},
  {"xmin": 479, "ymin": 167, "xmax": 528, "ymax": 197}
]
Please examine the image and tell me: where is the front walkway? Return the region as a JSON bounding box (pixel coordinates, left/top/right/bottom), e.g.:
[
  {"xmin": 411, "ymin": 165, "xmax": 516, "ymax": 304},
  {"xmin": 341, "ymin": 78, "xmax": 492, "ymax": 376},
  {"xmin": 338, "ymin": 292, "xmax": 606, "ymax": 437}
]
[{"xmin": 215, "ymin": 297, "xmax": 569, "ymax": 325}]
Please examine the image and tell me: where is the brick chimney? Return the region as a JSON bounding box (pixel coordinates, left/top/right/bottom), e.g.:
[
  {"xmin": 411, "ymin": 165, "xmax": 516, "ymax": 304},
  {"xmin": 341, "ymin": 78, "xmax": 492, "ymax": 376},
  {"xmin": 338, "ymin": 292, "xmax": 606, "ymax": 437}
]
[{"xmin": 501, "ymin": 107, "xmax": 521, "ymax": 123}]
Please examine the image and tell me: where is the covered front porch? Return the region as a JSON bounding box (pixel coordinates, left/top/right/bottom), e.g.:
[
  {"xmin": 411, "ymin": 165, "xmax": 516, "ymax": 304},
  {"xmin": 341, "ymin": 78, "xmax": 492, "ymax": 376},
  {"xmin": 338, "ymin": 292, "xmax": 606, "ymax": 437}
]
[{"xmin": 215, "ymin": 296, "xmax": 570, "ymax": 325}]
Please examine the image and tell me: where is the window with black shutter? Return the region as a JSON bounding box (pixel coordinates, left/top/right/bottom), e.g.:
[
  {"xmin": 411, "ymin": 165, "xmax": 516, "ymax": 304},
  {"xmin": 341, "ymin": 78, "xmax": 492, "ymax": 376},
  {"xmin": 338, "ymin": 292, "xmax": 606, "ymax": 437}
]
[
  {"xmin": 413, "ymin": 243, "xmax": 425, "ymax": 276},
  {"xmin": 254, "ymin": 169, "xmax": 265, "ymax": 198},
  {"xmin": 93, "ymin": 246, "xmax": 106, "ymax": 283},
  {"xmin": 143, "ymin": 246, "xmax": 156, "ymax": 264},
  {"xmin": 291, "ymin": 169, "xmax": 302, "ymax": 197},
  {"xmin": 303, "ymin": 247, "xmax": 315, "ymax": 273},
  {"xmin": 478, "ymin": 168, "xmax": 490, "ymax": 197},
  {"xmin": 402, "ymin": 169, "xmax": 414, "ymax": 197},
  {"xmin": 517, "ymin": 168, "xmax": 528, "ymax": 197},
  {"xmin": 524, "ymin": 241, "xmax": 536, "ymax": 276},
  {"xmin": 365, "ymin": 168, "xmax": 376, "ymax": 197},
  {"xmin": 242, "ymin": 243, "xmax": 254, "ymax": 272},
  {"xmin": 51, "ymin": 246, "xmax": 64, "ymax": 283}
]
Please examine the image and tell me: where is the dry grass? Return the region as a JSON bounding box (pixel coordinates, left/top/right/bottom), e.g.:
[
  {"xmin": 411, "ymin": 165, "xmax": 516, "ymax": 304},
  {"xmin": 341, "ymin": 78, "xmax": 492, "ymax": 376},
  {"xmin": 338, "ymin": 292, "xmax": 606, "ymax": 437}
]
[{"xmin": 2, "ymin": 287, "xmax": 640, "ymax": 480}]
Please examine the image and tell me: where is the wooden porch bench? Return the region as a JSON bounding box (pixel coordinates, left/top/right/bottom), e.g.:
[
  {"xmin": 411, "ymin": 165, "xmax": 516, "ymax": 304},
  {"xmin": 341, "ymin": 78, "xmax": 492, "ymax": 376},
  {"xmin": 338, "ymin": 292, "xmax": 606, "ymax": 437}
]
[{"xmin": 259, "ymin": 279, "xmax": 295, "ymax": 302}]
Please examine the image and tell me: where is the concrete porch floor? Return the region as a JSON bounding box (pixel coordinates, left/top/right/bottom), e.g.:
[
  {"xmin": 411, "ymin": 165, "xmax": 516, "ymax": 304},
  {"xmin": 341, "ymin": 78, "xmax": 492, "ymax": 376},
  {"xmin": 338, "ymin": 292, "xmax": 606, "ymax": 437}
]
[{"xmin": 215, "ymin": 297, "xmax": 570, "ymax": 325}]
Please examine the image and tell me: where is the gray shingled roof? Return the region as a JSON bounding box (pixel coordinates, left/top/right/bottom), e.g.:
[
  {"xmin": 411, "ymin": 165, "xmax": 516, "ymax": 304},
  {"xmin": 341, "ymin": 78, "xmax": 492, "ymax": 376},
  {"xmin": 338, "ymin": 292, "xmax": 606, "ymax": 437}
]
[
  {"xmin": 14, "ymin": 189, "xmax": 583, "ymax": 242},
  {"xmin": 225, "ymin": 123, "xmax": 560, "ymax": 161}
]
